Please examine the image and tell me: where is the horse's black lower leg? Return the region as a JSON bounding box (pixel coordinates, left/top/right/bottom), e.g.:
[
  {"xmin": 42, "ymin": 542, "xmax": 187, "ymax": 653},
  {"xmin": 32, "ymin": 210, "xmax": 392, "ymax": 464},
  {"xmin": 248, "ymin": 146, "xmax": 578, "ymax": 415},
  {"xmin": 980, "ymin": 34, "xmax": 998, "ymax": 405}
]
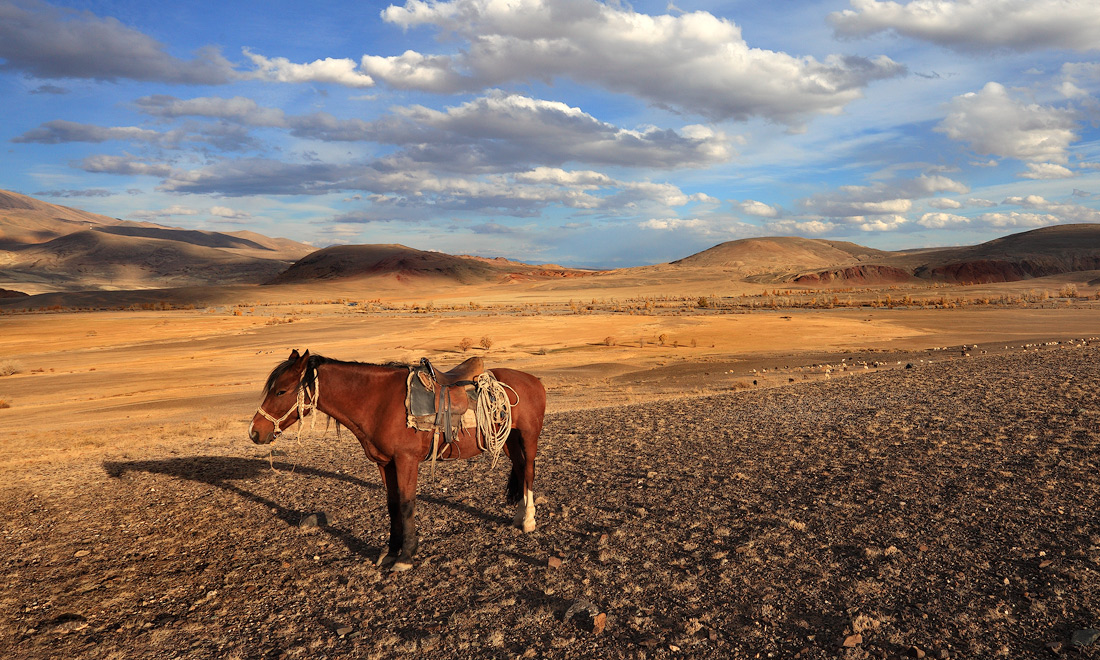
[{"xmin": 505, "ymin": 433, "xmax": 525, "ymax": 504}]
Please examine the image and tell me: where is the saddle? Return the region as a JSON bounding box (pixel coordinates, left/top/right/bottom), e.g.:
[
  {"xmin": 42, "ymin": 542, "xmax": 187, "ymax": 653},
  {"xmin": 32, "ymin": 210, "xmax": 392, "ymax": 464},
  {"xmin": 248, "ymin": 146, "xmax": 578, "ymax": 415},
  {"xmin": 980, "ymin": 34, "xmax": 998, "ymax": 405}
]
[{"xmin": 405, "ymin": 356, "xmax": 485, "ymax": 450}]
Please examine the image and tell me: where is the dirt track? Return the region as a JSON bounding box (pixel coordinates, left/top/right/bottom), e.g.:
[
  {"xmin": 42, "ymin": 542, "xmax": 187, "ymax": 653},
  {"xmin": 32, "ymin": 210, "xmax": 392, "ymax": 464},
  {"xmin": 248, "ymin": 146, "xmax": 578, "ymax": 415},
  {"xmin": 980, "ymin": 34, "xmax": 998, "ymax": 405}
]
[{"xmin": 3, "ymin": 345, "xmax": 1100, "ymax": 659}]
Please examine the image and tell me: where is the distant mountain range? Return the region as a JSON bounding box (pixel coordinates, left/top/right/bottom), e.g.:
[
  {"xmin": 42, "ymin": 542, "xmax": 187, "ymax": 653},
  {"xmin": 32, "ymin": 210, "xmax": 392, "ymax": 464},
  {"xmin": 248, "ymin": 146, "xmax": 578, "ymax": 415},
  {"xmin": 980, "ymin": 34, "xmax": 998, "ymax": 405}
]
[
  {"xmin": 2, "ymin": 189, "xmax": 1099, "ymax": 302},
  {"xmin": 0, "ymin": 190, "xmax": 312, "ymax": 294}
]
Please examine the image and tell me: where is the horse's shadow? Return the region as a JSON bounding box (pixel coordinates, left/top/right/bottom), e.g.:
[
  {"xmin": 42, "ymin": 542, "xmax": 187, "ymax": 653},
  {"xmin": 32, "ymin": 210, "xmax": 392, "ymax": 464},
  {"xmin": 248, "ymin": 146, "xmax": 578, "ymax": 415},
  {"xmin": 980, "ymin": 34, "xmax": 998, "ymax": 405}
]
[{"xmin": 102, "ymin": 455, "xmax": 510, "ymax": 562}]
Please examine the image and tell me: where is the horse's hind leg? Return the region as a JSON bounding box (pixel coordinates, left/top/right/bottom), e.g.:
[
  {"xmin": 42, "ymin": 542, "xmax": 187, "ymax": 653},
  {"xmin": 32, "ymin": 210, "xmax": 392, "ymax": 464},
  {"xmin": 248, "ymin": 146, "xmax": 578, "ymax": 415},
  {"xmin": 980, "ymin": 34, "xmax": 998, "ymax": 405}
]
[{"xmin": 506, "ymin": 428, "xmax": 537, "ymax": 533}]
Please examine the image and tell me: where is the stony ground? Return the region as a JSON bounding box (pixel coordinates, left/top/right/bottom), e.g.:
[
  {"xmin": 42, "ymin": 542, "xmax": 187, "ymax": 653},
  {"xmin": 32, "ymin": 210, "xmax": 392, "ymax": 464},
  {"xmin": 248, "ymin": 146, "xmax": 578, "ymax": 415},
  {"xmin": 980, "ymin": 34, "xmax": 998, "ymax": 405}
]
[{"xmin": 3, "ymin": 345, "xmax": 1100, "ymax": 659}]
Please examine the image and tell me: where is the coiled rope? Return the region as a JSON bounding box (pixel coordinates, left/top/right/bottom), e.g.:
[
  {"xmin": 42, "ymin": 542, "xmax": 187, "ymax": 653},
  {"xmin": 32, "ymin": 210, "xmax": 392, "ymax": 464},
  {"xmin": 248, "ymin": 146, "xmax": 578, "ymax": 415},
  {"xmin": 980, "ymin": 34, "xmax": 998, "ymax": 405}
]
[{"xmin": 475, "ymin": 372, "xmax": 519, "ymax": 468}]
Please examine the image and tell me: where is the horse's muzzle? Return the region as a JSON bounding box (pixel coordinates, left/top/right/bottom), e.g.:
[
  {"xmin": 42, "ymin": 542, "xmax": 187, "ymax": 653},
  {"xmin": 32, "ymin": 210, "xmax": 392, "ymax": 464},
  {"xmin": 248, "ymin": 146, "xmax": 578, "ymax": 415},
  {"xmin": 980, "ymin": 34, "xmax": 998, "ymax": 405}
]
[{"xmin": 248, "ymin": 419, "xmax": 274, "ymax": 444}]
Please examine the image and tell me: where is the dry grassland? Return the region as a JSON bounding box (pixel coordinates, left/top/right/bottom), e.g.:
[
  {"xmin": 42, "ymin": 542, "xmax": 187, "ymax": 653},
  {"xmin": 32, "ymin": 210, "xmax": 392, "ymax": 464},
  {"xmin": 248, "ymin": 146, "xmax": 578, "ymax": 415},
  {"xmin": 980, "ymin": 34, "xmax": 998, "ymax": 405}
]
[{"xmin": 1, "ymin": 279, "xmax": 1099, "ymax": 658}]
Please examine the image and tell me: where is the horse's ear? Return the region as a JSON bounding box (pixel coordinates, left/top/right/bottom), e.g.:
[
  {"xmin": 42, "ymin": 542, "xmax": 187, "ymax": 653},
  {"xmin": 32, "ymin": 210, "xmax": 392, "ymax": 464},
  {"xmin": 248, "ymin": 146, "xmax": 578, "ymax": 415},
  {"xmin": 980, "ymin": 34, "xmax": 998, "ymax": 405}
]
[
  {"xmin": 300, "ymin": 349, "xmax": 310, "ymax": 363},
  {"xmin": 288, "ymin": 349, "xmax": 300, "ymax": 361}
]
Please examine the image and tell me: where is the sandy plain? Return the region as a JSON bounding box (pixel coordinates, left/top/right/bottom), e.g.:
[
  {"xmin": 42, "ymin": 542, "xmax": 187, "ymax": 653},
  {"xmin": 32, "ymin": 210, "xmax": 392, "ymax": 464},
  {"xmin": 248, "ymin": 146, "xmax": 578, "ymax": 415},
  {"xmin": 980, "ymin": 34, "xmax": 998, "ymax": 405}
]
[{"xmin": 1, "ymin": 275, "xmax": 1099, "ymax": 658}]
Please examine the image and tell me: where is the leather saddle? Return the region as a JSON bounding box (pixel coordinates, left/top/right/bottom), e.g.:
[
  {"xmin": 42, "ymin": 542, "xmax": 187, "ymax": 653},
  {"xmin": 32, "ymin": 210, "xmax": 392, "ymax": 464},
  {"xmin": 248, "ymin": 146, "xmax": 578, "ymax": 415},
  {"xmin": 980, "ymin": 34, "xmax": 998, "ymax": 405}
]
[{"xmin": 405, "ymin": 357, "xmax": 485, "ymax": 446}]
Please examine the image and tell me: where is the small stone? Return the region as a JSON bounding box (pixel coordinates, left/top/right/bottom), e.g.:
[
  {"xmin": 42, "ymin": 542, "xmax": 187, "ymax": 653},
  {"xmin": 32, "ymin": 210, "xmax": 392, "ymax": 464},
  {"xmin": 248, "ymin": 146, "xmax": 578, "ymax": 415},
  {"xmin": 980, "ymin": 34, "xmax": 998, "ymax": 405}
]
[
  {"xmin": 299, "ymin": 512, "xmax": 328, "ymax": 528},
  {"xmin": 908, "ymin": 646, "xmax": 926, "ymax": 658},
  {"xmin": 842, "ymin": 633, "xmax": 863, "ymax": 648},
  {"xmin": 73, "ymin": 550, "xmax": 90, "ymax": 558},
  {"xmin": 1039, "ymin": 559, "xmax": 1053, "ymax": 568},
  {"xmin": 593, "ymin": 612, "xmax": 607, "ymax": 635},
  {"xmin": 1046, "ymin": 641, "xmax": 1064, "ymax": 654},
  {"xmin": 1071, "ymin": 629, "xmax": 1100, "ymax": 647},
  {"xmin": 548, "ymin": 556, "xmax": 563, "ymax": 569},
  {"xmin": 937, "ymin": 650, "xmax": 950, "ymax": 659},
  {"xmin": 336, "ymin": 626, "xmax": 353, "ymax": 636}
]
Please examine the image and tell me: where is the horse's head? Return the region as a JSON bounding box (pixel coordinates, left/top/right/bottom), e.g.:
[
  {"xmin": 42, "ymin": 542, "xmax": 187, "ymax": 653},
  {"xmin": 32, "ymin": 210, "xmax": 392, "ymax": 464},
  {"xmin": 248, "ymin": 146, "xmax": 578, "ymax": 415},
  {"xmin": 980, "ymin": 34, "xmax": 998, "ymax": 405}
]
[{"xmin": 249, "ymin": 349, "xmax": 311, "ymax": 444}]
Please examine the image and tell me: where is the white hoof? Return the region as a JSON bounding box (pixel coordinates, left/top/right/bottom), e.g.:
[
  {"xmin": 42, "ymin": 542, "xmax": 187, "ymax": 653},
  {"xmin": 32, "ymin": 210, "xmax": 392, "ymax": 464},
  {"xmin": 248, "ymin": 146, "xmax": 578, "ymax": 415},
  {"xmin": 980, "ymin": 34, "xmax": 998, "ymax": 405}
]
[{"xmin": 390, "ymin": 561, "xmax": 413, "ymax": 572}]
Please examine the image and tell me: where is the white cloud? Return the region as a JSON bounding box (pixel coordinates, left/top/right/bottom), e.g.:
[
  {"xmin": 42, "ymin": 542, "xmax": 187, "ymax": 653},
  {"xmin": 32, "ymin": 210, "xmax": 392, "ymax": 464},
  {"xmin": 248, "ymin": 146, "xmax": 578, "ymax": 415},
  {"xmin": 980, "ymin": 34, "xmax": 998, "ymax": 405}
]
[
  {"xmin": 937, "ymin": 82, "xmax": 1079, "ymax": 164},
  {"xmin": 918, "ymin": 212, "xmax": 970, "ymax": 228},
  {"xmin": 737, "ymin": 200, "xmax": 779, "ymax": 217},
  {"xmin": 362, "ymin": 0, "xmax": 904, "ymax": 124},
  {"xmin": 977, "ymin": 211, "xmax": 1059, "ymax": 228},
  {"xmin": 243, "ymin": 49, "xmax": 375, "ymax": 87},
  {"xmin": 830, "ymin": 0, "xmax": 1100, "ymax": 53},
  {"xmin": 802, "ymin": 174, "xmax": 968, "ymax": 218},
  {"xmin": 135, "ymin": 95, "xmax": 287, "ymax": 126},
  {"xmin": 927, "ymin": 198, "xmax": 962, "ymax": 209},
  {"xmin": 80, "ymin": 155, "xmax": 174, "ymax": 177},
  {"xmin": 13, "ymin": 120, "xmax": 177, "ymax": 145},
  {"xmin": 129, "ymin": 205, "xmax": 201, "ymax": 220},
  {"xmin": 1020, "ymin": 163, "xmax": 1075, "ymax": 179},
  {"xmin": 210, "ymin": 205, "xmax": 252, "ymax": 219}
]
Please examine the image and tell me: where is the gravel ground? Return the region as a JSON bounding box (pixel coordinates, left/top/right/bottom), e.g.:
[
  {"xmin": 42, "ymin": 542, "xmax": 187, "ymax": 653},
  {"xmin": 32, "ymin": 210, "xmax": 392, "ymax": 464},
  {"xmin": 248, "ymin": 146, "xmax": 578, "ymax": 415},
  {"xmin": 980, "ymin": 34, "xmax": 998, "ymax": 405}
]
[{"xmin": 2, "ymin": 345, "xmax": 1100, "ymax": 659}]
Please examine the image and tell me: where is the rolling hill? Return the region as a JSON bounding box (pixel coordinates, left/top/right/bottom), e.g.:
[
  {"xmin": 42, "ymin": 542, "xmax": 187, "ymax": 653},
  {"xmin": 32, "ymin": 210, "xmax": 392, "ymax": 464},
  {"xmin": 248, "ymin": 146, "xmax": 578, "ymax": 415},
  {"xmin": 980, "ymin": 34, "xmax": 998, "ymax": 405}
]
[{"xmin": 0, "ymin": 190, "xmax": 313, "ymax": 294}]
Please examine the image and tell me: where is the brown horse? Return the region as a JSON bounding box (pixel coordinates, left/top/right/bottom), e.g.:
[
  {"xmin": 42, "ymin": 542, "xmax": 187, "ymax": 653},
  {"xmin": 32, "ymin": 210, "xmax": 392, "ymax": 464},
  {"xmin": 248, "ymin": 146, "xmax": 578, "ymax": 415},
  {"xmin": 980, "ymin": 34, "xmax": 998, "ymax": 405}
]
[{"xmin": 248, "ymin": 350, "xmax": 546, "ymax": 571}]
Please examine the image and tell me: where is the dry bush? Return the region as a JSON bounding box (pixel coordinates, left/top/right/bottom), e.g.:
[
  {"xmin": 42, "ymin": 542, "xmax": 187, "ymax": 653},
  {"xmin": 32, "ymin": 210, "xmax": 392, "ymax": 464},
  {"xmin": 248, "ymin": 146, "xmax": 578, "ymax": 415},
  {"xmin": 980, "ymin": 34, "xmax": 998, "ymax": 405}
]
[
  {"xmin": 479, "ymin": 336, "xmax": 494, "ymax": 349},
  {"xmin": 0, "ymin": 360, "xmax": 22, "ymax": 377},
  {"xmin": 1059, "ymin": 283, "xmax": 1079, "ymax": 298},
  {"xmin": 459, "ymin": 337, "xmax": 474, "ymax": 352},
  {"xmin": 604, "ymin": 336, "xmax": 617, "ymax": 346},
  {"xmin": 0, "ymin": 399, "xmax": 10, "ymax": 409}
]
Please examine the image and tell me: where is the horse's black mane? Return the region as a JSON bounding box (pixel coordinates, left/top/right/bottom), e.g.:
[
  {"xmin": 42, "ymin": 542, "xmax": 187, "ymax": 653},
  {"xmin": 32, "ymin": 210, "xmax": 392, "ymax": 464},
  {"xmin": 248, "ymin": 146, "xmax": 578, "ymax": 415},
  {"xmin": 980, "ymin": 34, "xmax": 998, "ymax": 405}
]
[{"xmin": 262, "ymin": 353, "xmax": 409, "ymax": 396}]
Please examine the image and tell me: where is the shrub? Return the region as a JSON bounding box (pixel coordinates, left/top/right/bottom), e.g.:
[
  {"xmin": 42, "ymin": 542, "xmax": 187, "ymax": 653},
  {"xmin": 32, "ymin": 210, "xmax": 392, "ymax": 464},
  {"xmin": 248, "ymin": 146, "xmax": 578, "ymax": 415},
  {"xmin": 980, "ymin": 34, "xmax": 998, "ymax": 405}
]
[
  {"xmin": 604, "ymin": 336, "xmax": 616, "ymax": 346},
  {"xmin": 459, "ymin": 337, "xmax": 474, "ymax": 352},
  {"xmin": 0, "ymin": 399, "xmax": 9, "ymax": 409},
  {"xmin": 1059, "ymin": 283, "xmax": 1079, "ymax": 298},
  {"xmin": 0, "ymin": 360, "xmax": 22, "ymax": 377},
  {"xmin": 479, "ymin": 336, "xmax": 494, "ymax": 349}
]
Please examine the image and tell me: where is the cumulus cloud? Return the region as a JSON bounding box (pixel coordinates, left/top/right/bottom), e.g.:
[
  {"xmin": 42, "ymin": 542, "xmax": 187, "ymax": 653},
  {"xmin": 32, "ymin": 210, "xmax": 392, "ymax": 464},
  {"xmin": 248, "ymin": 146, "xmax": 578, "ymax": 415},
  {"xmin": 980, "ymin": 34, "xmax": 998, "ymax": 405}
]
[
  {"xmin": 801, "ymin": 174, "xmax": 968, "ymax": 218},
  {"xmin": 918, "ymin": 212, "xmax": 970, "ymax": 228},
  {"xmin": 937, "ymin": 82, "xmax": 1079, "ymax": 165},
  {"xmin": 0, "ymin": 0, "xmax": 234, "ymax": 83},
  {"xmin": 1020, "ymin": 162, "xmax": 1075, "ymax": 179},
  {"xmin": 210, "ymin": 205, "xmax": 251, "ymax": 219},
  {"xmin": 79, "ymin": 155, "xmax": 173, "ymax": 177},
  {"xmin": 829, "ymin": 0, "xmax": 1100, "ymax": 53},
  {"xmin": 927, "ymin": 198, "xmax": 962, "ymax": 209},
  {"xmin": 242, "ymin": 49, "xmax": 375, "ymax": 87},
  {"xmin": 737, "ymin": 200, "xmax": 780, "ymax": 217},
  {"xmin": 13, "ymin": 119, "xmax": 176, "ymax": 145},
  {"xmin": 1003, "ymin": 194, "xmax": 1100, "ymax": 222},
  {"xmin": 378, "ymin": 92, "xmax": 735, "ymax": 169},
  {"xmin": 133, "ymin": 91, "xmax": 732, "ymax": 170},
  {"xmin": 129, "ymin": 205, "xmax": 201, "ymax": 220},
  {"xmin": 135, "ymin": 95, "xmax": 287, "ymax": 126},
  {"xmin": 360, "ymin": 0, "xmax": 904, "ymax": 124}
]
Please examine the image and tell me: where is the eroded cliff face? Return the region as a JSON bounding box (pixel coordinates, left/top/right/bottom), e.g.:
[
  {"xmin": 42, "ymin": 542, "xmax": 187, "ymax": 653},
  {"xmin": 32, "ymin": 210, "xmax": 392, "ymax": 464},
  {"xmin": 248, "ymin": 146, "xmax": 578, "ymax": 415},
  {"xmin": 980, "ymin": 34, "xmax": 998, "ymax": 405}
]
[
  {"xmin": 792, "ymin": 265, "xmax": 913, "ymax": 285},
  {"xmin": 914, "ymin": 256, "xmax": 1100, "ymax": 283}
]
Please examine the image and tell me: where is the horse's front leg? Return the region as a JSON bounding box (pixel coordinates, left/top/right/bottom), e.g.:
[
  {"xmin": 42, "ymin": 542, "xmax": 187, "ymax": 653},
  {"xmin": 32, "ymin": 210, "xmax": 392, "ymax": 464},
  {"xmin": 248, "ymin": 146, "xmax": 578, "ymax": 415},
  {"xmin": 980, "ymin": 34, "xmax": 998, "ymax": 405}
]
[{"xmin": 379, "ymin": 457, "xmax": 419, "ymax": 572}]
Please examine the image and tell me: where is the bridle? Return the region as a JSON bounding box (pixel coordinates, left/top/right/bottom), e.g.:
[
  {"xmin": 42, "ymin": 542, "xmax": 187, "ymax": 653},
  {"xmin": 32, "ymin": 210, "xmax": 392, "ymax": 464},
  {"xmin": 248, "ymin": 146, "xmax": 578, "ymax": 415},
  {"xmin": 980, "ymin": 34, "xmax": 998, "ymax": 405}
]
[{"xmin": 249, "ymin": 373, "xmax": 320, "ymax": 442}]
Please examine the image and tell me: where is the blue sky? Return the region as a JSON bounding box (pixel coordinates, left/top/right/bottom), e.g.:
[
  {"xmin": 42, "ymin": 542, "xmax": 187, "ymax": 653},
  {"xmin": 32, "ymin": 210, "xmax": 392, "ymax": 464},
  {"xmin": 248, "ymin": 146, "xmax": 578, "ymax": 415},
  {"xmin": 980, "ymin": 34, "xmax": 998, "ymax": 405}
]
[{"xmin": 2, "ymin": 0, "xmax": 1100, "ymax": 267}]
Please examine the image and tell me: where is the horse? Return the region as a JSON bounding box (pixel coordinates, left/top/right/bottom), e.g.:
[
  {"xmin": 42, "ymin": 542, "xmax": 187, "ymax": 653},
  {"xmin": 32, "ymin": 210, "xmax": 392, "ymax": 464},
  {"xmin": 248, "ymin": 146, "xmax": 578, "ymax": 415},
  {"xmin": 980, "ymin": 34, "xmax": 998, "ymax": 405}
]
[{"xmin": 248, "ymin": 349, "xmax": 546, "ymax": 572}]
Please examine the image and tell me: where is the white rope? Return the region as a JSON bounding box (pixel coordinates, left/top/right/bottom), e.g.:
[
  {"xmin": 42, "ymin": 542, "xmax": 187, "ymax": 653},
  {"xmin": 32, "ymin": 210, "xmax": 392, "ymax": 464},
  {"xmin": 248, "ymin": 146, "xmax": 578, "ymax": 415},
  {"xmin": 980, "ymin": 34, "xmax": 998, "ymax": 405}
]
[
  {"xmin": 475, "ymin": 372, "xmax": 518, "ymax": 468},
  {"xmin": 253, "ymin": 373, "xmax": 320, "ymax": 444}
]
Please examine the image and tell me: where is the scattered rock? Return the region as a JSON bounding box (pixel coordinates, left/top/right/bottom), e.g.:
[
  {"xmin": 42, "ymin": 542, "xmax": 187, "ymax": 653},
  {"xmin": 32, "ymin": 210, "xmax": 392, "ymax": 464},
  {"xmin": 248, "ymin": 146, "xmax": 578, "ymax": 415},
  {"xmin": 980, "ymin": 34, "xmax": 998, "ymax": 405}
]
[
  {"xmin": 547, "ymin": 556, "xmax": 563, "ymax": 569},
  {"xmin": 299, "ymin": 512, "xmax": 328, "ymax": 528},
  {"xmin": 842, "ymin": 633, "xmax": 862, "ymax": 647},
  {"xmin": 593, "ymin": 612, "xmax": 607, "ymax": 635},
  {"xmin": 336, "ymin": 625, "xmax": 353, "ymax": 636},
  {"xmin": 73, "ymin": 550, "xmax": 90, "ymax": 558},
  {"xmin": 1071, "ymin": 629, "xmax": 1100, "ymax": 647},
  {"xmin": 1045, "ymin": 641, "xmax": 1063, "ymax": 654},
  {"xmin": 908, "ymin": 645, "xmax": 926, "ymax": 658}
]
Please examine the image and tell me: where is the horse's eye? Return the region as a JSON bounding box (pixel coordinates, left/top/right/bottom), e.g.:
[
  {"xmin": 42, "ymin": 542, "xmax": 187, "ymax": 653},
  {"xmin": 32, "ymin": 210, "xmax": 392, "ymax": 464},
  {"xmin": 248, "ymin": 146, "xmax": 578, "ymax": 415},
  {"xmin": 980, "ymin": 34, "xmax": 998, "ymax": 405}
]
[{"xmin": 276, "ymin": 389, "xmax": 287, "ymax": 396}]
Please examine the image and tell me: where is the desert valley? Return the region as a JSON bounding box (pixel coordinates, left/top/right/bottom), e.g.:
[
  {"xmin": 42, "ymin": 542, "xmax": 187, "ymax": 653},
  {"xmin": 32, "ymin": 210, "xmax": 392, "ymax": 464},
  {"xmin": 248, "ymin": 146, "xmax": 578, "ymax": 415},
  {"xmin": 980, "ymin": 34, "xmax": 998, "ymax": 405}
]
[{"xmin": 2, "ymin": 189, "xmax": 1100, "ymax": 659}]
